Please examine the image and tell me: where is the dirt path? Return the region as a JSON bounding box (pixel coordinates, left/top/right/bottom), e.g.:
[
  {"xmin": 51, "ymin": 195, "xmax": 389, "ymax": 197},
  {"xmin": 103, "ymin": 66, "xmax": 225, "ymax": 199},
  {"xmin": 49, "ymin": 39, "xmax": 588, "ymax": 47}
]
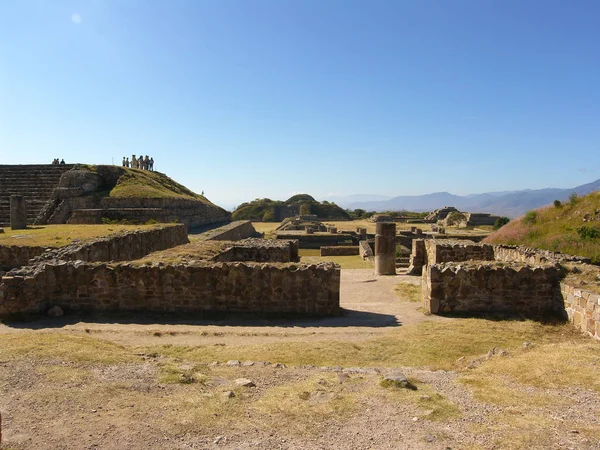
[{"xmin": 0, "ymin": 270, "xmax": 444, "ymax": 347}]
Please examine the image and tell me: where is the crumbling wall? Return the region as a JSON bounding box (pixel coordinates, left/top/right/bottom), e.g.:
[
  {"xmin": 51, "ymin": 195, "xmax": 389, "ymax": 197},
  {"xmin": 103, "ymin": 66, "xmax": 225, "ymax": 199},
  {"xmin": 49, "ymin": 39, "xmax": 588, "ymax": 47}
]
[
  {"xmin": 0, "ymin": 261, "xmax": 340, "ymax": 317},
  {"xmin": 0, "ymin": 246, "xmax": 47, "ymax": 271},
  {"xmin": 320, "ymin": 246, "xmax": 359, "ymax": 256},
  {"xmin": 422, "ymin": 262, "xmax": 563, "ymax": 317},
  {"xmin": 359, "ymin": 240, "xmax": 374, "ymax": 260},
  {"xmin": 493, "ymin": 245, "xmax": 591, "ymax": 265}
]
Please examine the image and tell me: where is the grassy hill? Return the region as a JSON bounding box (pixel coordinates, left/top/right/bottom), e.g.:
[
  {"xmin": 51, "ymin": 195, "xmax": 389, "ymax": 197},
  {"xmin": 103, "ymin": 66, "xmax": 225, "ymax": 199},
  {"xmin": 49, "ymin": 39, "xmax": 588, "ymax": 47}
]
[
  {"xmin": 74, "ymin": 165, "xmax": 214, "ymax": 204},
  {"xmin": 232, "ymin": 194, "xmax": 350, "ymax": 222},
  {"xmin": 484, "ymin": 191, "xmax": 600, "ymax": 262}
]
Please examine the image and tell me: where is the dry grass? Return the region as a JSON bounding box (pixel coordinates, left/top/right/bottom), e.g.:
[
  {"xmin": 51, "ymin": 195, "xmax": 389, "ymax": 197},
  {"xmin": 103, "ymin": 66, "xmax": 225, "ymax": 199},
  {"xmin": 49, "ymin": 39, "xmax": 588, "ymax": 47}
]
[
  {"xmin": 485, "ymin": 191, "xmax": 600, "ymax": 262},
  {"xmin": 0, "ymin": 224, "xmax": 159, "ymax": 248},
  {"xmin": 137, "ymin": 319, "xmax": 585, "ymax": 371},
  {"xmin": 254, "ymin": 373, "xmax": 358, "ymax": 435},
  {"xmin": 394, "ymin": 282, "xmax": 422, "ymax": 302}
]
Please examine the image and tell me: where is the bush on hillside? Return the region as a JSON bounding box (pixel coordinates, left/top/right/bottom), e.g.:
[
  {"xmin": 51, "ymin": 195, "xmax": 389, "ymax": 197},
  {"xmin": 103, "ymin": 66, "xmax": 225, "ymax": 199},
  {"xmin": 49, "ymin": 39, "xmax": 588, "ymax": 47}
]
[
  {"xmin": 523, "ymin": 210, "xmax": 537, "ymax": 225},
  {"xmin": 576, "ymin": 225, "xmax": 600, "ymax": 240},
  {"xmin": 569, "ymin": 192, "xmax": 579, "ymax": 206},
  {"xmin": 446, "ymin": 212, "xmax": 467, "ymax": 226},
  {"xmin": 493, "ymin": 217, "xmax": 510, "ymax": 230},
  {"xmin": 554, "ymin": 200, "xmax": 562, "ymax": 208}
]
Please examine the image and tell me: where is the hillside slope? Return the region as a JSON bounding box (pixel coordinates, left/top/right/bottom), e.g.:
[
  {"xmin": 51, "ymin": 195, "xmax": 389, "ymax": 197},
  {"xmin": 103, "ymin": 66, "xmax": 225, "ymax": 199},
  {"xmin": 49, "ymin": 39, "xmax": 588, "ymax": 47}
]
[
  {"xmin": 232, "ymin": 194, "xmax": 350, "ymax": 222},
  {"xmin": 484, "ymin": 192, "xmax": 600, "ymax": 262}
]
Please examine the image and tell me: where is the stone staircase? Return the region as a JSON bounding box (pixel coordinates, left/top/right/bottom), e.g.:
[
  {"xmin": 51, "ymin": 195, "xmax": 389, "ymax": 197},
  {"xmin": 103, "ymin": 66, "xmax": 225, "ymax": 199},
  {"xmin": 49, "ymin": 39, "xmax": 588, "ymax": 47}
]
[
  {"xmin": 0, "ymin": 165, "xmax": 75, "ymax": 227},
  {"xmin": 395, "ymin": 256, "xmax": 410, "ymax": 269}
]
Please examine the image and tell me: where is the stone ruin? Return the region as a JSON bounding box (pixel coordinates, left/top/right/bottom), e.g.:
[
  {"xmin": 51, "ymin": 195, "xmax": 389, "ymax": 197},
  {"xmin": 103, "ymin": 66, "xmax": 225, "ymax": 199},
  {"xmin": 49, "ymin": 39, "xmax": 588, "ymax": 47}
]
[
  {"xmin": 276, "ymin": 215, "xmax": 327, "ymax": 232},
  {"xmin": 0, "ymin": 164, "xmax": 230, "ymax": 230},
  {"xmin": 0, "ymin": 221, "xmax": 340, "ymax": 318},
  {"xmin": 406, "ymin": 238, "xmax": 600, "ymax": 340}
]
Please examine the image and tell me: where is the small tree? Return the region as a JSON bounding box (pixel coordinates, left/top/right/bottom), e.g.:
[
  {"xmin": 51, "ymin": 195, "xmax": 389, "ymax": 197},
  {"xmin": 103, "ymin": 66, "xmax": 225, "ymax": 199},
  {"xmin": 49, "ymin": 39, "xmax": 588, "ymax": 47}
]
[
  {"xmin": 446, "ymin": 211, "xmax": 467, "ymax": 227},
  {"xmin": 299, "ymin": 202, "xmax": 311, "ymax": 215},
  {"xmin": 493, "ymin": 217, "xmax": 510, "ymax": 230},
  {"xmin": 569, "ymin": 192, "xmax": 578, "ymax": 206},
  {"xmin": 553, "ymin": 200, "xmax": 562, "ymax": 208}
]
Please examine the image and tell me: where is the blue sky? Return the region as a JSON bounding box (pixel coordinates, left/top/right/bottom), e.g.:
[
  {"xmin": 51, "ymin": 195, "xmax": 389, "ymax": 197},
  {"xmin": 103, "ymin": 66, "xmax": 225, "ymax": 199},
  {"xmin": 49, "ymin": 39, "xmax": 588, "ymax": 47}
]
[{"xmin": 1, "ymin": 0, "xmax": 599, "ymax": 208}]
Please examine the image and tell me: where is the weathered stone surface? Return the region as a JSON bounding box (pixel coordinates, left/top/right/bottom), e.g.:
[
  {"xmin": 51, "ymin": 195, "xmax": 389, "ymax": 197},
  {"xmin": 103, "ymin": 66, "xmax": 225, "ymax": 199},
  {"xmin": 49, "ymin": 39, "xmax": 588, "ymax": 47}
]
[
  {"xmin": 234, "ymin": 378, "xmax": 255, "ymax": 387},
  {"xmin": 320, "ymin": 246, "xmax": 359, "ymax": 256},
  {"xmin": 375, "ymin": 222, "xmax": 396, "ymax": 275},
  {"xmin": 10, "ymin": 195, "xmax": 27, "ymax": 230}
]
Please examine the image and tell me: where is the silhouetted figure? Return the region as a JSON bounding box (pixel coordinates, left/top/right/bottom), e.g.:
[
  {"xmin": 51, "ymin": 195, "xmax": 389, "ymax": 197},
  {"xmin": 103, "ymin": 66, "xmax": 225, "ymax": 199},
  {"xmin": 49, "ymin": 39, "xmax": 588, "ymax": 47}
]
[
  {"xmin": 125, "ymin": 157, "xmax": 129, "ymax": 168},
  {"xmin": 60, "ymin": 159, "xmax": 65, "ymax": 165},
  {"xmin": 122, "ymin": 157, "xmax": 126, "ymax": 167},
  {"xmin": 149, "ymin": 157, "xmax": 154, "ymax": 171}
]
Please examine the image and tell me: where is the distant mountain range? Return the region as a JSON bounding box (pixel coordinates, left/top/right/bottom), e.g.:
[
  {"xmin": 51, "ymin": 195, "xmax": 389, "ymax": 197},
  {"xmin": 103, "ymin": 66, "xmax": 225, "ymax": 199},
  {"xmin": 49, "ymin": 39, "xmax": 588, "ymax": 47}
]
[{"xmin": 323, "ymin": 179, "xmax": 600, "ymax": 218}]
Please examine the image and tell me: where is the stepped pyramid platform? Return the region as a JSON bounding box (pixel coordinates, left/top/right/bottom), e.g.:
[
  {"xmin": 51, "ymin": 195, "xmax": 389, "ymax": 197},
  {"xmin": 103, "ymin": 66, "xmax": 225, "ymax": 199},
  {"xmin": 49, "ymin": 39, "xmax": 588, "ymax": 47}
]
[{"xmin": 0, "ymin": 164, "xmax": 75, "ymax": 227}]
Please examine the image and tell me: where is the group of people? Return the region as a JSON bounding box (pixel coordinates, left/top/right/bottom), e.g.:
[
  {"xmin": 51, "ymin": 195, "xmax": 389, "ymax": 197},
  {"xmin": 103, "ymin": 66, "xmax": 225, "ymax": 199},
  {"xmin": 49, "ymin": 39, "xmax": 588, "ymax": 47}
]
[
  {"xmin": 122, "ymin": 155, "xmax": 154, "ymax": 171},
  {"xmin": 51, "ymin": 158, "xmax": 66, "ymax": 165}
]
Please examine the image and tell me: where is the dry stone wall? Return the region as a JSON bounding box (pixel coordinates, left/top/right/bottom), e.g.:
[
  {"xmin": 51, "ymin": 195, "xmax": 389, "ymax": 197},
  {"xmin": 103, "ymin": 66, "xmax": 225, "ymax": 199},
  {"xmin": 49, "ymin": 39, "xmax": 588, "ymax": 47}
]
[
  {"xmin": 0, "ymin": 246, "xmax": 47, "ymax": 271},
  {"xmin": 320, "ymin": 246, "xmax": 359, "ymax": 256},
  {"xmin": 422, "ymin": 262, "xmax": 563, "ymax": 317},
  {"xmin": 560, "ymin": 283, "xmax": 600, "ymax": 340},
  {"xmin": 0, "ymin": 261, "xmax": 340, "ymax": 317},
  {"xmin": 29, "ymin": 224, "xmax": 189, "ymax": 265},
  {"xmin": 493, "ymin": 245, "xmax": 591, "ymax": 265},
  {"xmin": 425, "ymin": 240, "xmax": 495, "ymax": 265},
  {"xmin": 212, "ymin": 239, "xmax": 299, "ymax": 263}
]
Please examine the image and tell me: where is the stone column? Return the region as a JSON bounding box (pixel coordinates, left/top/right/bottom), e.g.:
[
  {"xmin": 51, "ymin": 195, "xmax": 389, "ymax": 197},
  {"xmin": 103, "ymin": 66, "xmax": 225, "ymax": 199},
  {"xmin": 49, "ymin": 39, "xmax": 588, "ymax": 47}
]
[
  {"xmin": 375, "ymin": 222, "xmax": 396, "ymax": 275},
  {"xmin": 10, "ymin": 195, "xmax": 27, "ymax": 230}
]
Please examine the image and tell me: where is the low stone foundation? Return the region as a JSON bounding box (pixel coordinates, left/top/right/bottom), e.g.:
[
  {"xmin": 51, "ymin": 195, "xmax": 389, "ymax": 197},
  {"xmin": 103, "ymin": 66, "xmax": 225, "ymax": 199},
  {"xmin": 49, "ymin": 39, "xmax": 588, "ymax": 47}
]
[
  {"xmin": 213, "ymin": 239, "xmax": 299, "ymax": 263},
  {"xmin": 320, "ymin": 246, "xmax": 359, "ymax": 256},
  {"xmin": 30, "ymin": 224, "xmax": 189, "ymax": 265},
  {"xmin": 0, "ymin": 261, "xmax": 340, "ymax": 317},
  {"xmin": 422, "ymin": 262, "xmax": 563, "ymax": 317}
]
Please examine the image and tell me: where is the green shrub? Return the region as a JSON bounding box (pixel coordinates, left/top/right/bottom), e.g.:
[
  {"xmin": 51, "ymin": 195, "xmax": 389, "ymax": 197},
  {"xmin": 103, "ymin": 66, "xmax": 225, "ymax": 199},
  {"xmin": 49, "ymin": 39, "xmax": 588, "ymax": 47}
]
[
  {"xmin": 262, "ymin": 208, "xmax": 276, "ymax": 222},
  {"xmin": 299, "ymin": 202, "xmax": 311, "ymax": 215},
  {"xmin": 553, "ymin": 200, "xmax": 562, "ymax": 208},
  {"xmin": 576, "ymin": 225, "xmax": 600, "ymax": 240},
  {"xmin": 523, "ymin": 211, "xmax": 537, "ymax": 225},
  {"xmin": 145, "ymin": 218, "xmax": 158, "ymax": 225},
  {"xmin": 446, "ymin": 212, "xmax": 467, "ymax": 226},
  {"xmin": 569, "ymin": 192, "xmax": 578, "ymax": 206},
  {"xmin": 493, "ymin": 217, "xmax": 510, "ymax": 230}
]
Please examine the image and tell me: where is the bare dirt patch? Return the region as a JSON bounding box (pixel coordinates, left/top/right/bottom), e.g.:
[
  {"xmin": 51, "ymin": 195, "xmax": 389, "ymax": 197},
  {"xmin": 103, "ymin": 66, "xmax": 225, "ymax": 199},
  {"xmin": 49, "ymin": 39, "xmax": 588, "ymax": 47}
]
[{"xmin": 1, "ymin": 269, "xmax": 599, "ymax": 449}]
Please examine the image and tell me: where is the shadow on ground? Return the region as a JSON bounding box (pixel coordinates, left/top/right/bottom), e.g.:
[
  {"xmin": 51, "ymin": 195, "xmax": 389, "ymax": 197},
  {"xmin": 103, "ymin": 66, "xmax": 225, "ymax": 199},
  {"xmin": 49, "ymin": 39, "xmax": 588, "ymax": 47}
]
[{"xmin": 2, "ymin": 308, "xmax": 401, "ymax": 330}]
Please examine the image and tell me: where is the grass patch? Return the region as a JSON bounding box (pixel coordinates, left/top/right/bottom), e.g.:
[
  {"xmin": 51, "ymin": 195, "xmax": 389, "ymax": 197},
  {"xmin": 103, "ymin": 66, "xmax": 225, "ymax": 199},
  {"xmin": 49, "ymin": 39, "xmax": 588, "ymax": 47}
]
[
  {"xmin": 158, "ymin": 361, "xmax": 210, "ymax": 384},
  {"xmin": 0, "ymin": 333, "xmax": 133, "ymax": 364},
  {"xmin": 0, "ymin": 224, "xmax": 159, "ymax": 248},
  {"xmin": 254, "ymin": 374, "xmax": 357, "ymax": 434},
  {"xmin": 36, "ymin": 364, "xmax": 91, "ymax": 384},
  {"xmin": 140, "ymin": 319, "xmax": 584, "ymax": 371},
  {"xmin": 109, "ymin": 169, "xmax": 207, "ymax": 201},
  {"xmin": 394, "ymin": 282, "xmax": 421, "ymax": 302}
]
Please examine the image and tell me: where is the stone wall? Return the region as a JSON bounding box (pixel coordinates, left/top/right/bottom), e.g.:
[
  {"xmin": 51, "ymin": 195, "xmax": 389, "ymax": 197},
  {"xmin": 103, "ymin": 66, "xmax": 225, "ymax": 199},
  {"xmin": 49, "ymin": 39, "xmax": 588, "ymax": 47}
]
[
  {"xmin": 0, "ymin": 246, "xmax": 47, "ymax": 271},
  {"xmin": 559, "ymin": 283, "xmax": 600, "ymax": 340},
  {"xmin": 320, "ymin": 246, "xmax": 359, "ymax": 256},
  {"xmin": 407, "ymin": 239, "xmax": 426, "ymax": 275},
  {"xmin": 493, "ymin": 245, "xmax": 591, "ymax": 265},
  {"xmin": 212, "ymin": 239, "xmax": 299, "ymax": 263},
  {"xmin": 0, "ymin": 261, "xmax": 340, "ymax": 317},
  {"xmin": 425, "ymin": 240, "xmax": 495, "ymax": 265},
  {"xmin": 200, "ymin": 220, "xmax": 258, "ymax": 241},
  {"xmin": 422, "ymin": 262, "xmax": 563, "ymax": 317},
  {"xmin": 29, "ymin": 224, "xmax": 188, "ymax": 265}
]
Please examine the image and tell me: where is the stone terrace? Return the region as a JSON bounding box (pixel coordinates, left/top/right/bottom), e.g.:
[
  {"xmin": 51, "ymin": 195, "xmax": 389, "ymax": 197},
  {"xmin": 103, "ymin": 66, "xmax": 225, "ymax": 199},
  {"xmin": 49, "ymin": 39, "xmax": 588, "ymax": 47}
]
[{"xmin": 0, "ymin": 164, "xmax": 75, "ymax": 227}]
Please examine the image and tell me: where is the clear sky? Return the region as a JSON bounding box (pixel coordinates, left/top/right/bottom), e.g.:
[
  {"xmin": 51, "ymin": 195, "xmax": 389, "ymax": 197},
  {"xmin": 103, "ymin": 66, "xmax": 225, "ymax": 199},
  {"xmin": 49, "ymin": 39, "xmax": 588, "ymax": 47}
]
[{"xmin": 1, "ymin": 0, "xmax": 599, "ymax": 208}]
